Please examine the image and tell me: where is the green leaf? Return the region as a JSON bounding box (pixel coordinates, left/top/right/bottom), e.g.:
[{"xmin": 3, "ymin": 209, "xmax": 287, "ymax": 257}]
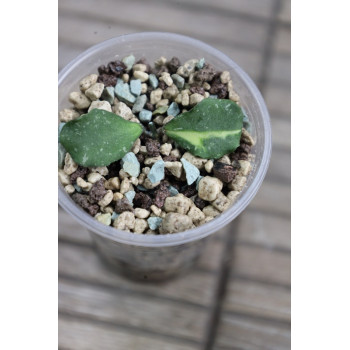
[
  {"xmin": 59, "ymin": 109, "xmax": 143, "ymax": 167},
  {"xmin": 164, "ymin": 99, "xmax": 244, "ymax": 159}
]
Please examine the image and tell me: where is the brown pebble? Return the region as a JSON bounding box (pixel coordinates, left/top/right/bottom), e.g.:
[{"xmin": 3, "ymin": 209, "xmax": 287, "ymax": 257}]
[
  {"xmin": 213, "ymin": 162, "xmax": 237, "ymax": 183},
  {"xmin": 158, "ymin": 80, "xmax": 167, "ymax": 90},
  {"xmin": 153, "ymin": 183, "xmax": 171, "ymax": 208},
  {"xmin": 145, "ymin": 138, "xmax": 161, "ymax": 157},
  {"xmin": 190, "ymin": 86, "xmax": 205, "ymax": 96},
  {"xmin": 72, "ymin": 193, "xmax": 99, "ymax": 216},
  {"xmin": 70, "ymin": 166, "xmax": 89, "ymax": 184},
  {"xmin": 97, "ymin": 74, "xmax": 117, "ymax": 87},
  {"xmin": 89, "ymin": 178, "xmax": 107, "ymax": 203},
  {"xmin": 181, "ymin": 185, "xmax": 197, "ymax": 198},
  {"xmin": 194, "ymin": 63, "xmax": 216, "ymax": 83},
  {"xmin": 136, "ymin": 153, "xmax": 145, "ymax": 164},
  {"xmin": 115, "ymin": 198, "xmax": 134, "ymax": 213},
  {"xmin": 153, "ymin": 65, "xmax": 169, "ymax": 77},
  {"xmin": 167, "ymin": 57, "xmax": 181, "ymax": 74},
  {"xmin": 134, "ymin": 192, "xmax": 153, "ymax": 209},
  {"xmin": 194, "ymin": 196, "xmax": 207, "ymax": 210},
  {"xmin": 230, "ymin": 143, "xmax": 251, "ymax": 161},
  {"xmin": 145, "ymin": 102, "xmax": 154, "ymax": 111}
]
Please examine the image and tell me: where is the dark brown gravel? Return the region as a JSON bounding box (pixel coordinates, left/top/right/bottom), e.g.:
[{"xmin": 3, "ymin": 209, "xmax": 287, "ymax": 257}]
[
  {"xmin": 213, "ymin": 162, "xmax": 237, "ymax": 183},
  {"xmin": 136, "ymin": 153, "xmax": 145, "ymax": 164},
  {"xmin": 97, "ymin": 74, "xmax": 117, "ymax": 87},
  {"xmin": 158, "ymin": 80, "xmax": 167, "ymax": 90},
  {"xmin": 190, "ymin": 86, "xmax": 205, "ymax": 95},
  {"xmin": 70, "ymin": 166, "xmax": 89, "ymax": 184},
  {"xmin": 181, "ymin": 185, "xmax": 197, "ymax": 198},
  {"xmin": 115, "ymin": 198, "xmax": 134, "ymax": 213},
  {"xmin": 145, "ymin": 102, "xmax": 154, "ymax": 111},
  {"xmin": 193, "ymin": 63, "xmax": 216, "ymax": 83},
  {"xmin": 230, "ymin": 143, "xmax": 251, "ymax": 161},
  {"xmin": 167, "ymin": 57, "xmax": 181, "ymax": 74},
  {"xmin": 145, "ymin": 138, "xmax": 161, "ymax": 157},
  {"xmin": 72, "ymin": 193, "xmax": 99, "ymax": 216},
  {"xmin": 89, "ymin": 179, "xmax": 107, "ymax": 203},
  {"xmin": 133, "ymin": 192, "xmax": 153, "ymax": 209},
  {"xmin": 194, "ymin": 196, "xmax": 207, "ymax": 210},
  {"xmin": 153, "ymin": 183, "xmax": 171, "ymax": 208}
]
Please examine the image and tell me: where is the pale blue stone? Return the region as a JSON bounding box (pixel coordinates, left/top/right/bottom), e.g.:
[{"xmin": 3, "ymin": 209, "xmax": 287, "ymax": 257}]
[
  {"xmin": 168, "ymin": 185, "xmax": 179, "ymax": 196},
  {"xmin": 149, "ymin": 74, "xmax": 158, "ymax": 89},
  {"xmin": 196, "ymin": 176, "xmax": 204, "ymax": 190},
  {"xmin": 242, "ymin": 107, "xmax": 252, "ymax": 133},
  {"xmin": 58, "ymin": 143, "xmax": 66, "ymax": 168},
  {"xmin": 147, "ymin": 217, "xmax": 163, "ymax": 230},
  {"xmin": 58, "ymin": 122, "xmax": 65, "ymax": 142},
  {"xmin": 171, "ymin": 74, "xmax": 185, "ymax": 89},
  {"xmin": 122, "ymin": 54, "xmax": 135, "ymax": 71},
  {"xmin": 181, "ymin": 158, "xmax": 200, "ymax": 185},
  {"xmin": 196, "ymin": 58, "xmax": 205, "ymax": 69},
  {"xmin": 125, "ymin": 190, "xmax": 136, "ymax": 205},
  {"xmin": 101, "ymin": 86, "xmax": 115, "ymax": 105},
  {"xmin": 148, "ymin": 160, "xmax": 165, "ymax": 184},
  {"xmin": 132, "ymin": 94, "xmax": 147, "ymax": 113},
  {"xmin": 130, "ymin": 79, "xmax": 142, "ymax": 96},
  {"xmin": 136, "ymin": 185, "xmax": 148, "ymax": 192},
  {"xmin": 167, "ymin": 102, "xmax": 180, "ymax": 116},
  {"xmin": 138, "ymin": 109, "xmax": 153, "ymax": 122},
  {"xmin": 73, "ymin": 184, "xmax": 83, "ymax": 193},
  {"xmin": 209, "ymin": 95, "xmax": 218, "ymax": 99},
  {"xmin": 115, "ymin": 82, "xmax": 136, "ymax": 104},
  {"xmin": 122, "ymin": 152, "xmax": 140, "ymax": 177},
  {"xmin": 111, "ymin": 212, "xmax": 119, "ymax": 221}
]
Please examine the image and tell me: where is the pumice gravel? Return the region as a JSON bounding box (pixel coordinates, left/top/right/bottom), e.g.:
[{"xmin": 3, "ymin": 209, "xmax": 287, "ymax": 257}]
[{"xmin": 58, "ymin": 55, "xmax": 255, "ymax": 234}]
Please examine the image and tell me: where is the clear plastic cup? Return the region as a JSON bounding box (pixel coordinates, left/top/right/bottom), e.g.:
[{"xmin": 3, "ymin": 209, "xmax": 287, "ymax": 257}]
[{"xmin": 58, "ymin": 32, "xmax": 271, "ymax": 281}]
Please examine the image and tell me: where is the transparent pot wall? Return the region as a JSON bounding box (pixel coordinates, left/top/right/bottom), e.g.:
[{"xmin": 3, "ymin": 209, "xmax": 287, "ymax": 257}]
[{"xmin": 58, "ymin": 33, "xmax": 271, "ymax": 281}]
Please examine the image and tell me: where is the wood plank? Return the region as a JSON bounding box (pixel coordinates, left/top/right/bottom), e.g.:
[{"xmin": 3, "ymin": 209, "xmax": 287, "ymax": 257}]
[
  {"xmin": 160, "ymin": 0, "xmax": 276, "ymax": 20},
  {"xmin": 264, "ymin": 85, "xmax": 290, "ymax": 116},
  {"xmin": 58, "ymin": 278, "xmax": 208, "ymax": 342},
  {"xmin": 270, "ymin": 117, "xmax": 291, "ymax": 151},
  {"xmin": 237, "ymin": 210, "xmax": 290, "ymax": 250},
  {"xmin": 249, "ymin": 181, "xmax": 291, "ymax": 217},
  {"xmin": 59, "ymin": 315, "xmax": 197, "ymax": 350},
  {"xmin": 58, "ymin": 240, "xmax": 220, "ymax": 307},
  {"xmin": 58, "ymin": 0, "xmax": 268, "ymax": 51},
  {"xmin": 231, "ymin": 244, "xmax": 291, "ymax": 286},
  {"xmin": 274, "ymin": 26, "xmax": 291, "ymax": 55},
  {"xmin": 267, "ymin": 146, "xmax": 291, "ymax": 184},
  {"xmin": 268, "ymin": 54, "xmax": 291, "ymax": 86},
  {"xmin": 214, "ymin": 312, "xmax": 290, "ymax": 349},
  {"xmin": 222, "ymin": 278, "xmax": 290, "ymax": 322},
  {"xmin": 58, "ymin": 14, "xmax": 262, "ymax": 81},
  {"xmin": 277, "ymin": 0, "xmax": 291, "ymax": 24}
]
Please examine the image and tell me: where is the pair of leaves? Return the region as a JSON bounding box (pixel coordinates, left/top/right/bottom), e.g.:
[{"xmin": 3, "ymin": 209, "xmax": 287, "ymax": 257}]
[{"xmin": 59, "ymin": 99, "xmax": 244, "ymax": 167}]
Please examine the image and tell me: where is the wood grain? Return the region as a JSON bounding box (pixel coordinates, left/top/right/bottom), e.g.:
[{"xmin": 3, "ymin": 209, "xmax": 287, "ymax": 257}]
[
  {"xmin": 59, "ymin": 278, "xmax": 208, "ymax": 342},
  {"xmin": 214, "ymin": 312, "xmax": 290, "ymax": 349},
  {"xmin": 223, "ymin": 278, "xmax": 290, "ymax": 321},
  {"xmin": 59, "ymin": 315, "xmax": 198, "ymax": 350},
  {"xmin": 231, "ymin": 244, "xmax": 291, "ymax": 286},
  {"xmin": 58, "ymin": 0, "xmax": 268, "ymax": 51},
  {"xmin": 237, "ymin": 211, "xmax": 290, "ymax": 250}
]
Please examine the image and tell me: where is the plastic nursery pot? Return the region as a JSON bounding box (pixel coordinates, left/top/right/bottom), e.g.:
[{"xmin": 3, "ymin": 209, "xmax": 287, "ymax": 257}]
[{"xmin": 58, "ymin": 32, "xmax": 271, "ymax": 281}]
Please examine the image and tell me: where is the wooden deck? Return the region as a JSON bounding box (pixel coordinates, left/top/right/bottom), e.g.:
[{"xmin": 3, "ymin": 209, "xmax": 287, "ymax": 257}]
[{"xmin": 58, "ymin": 0, "xmax": 291, "ymax": 349}]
